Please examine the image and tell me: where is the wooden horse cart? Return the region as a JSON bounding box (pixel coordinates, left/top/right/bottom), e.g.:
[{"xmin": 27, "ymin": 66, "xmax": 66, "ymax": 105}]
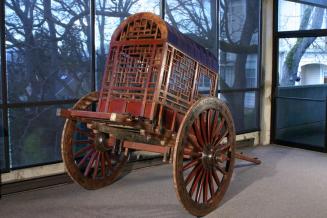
[{"xmin": 57, "ymin": 12, "xmax": 261, "ymax": 216}]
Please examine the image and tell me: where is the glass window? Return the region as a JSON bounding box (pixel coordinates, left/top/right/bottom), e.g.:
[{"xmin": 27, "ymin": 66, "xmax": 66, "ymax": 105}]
[
  {"xmin": 219, "ymin": 91, "xmax": 259, "ymax": 133},
  {"xmin": 0, "ymin": 34, "xmax": 2, "ymax": 104},
  {"xmin": 274, "ymin": 0, "xmax": 327, "ymax": 150},
  {"xmin": 1, "ymin": 0, "xmax": 262, "ymax": 170},
  {"xmin": 0, "ymin": 110, "xmax": 5, "ymax": 171},
  {"xmin": 219, "ymin": 0, "xmax": 260, "ymax": 90},
  {"xmin": 198, "ymin": 74, "xmax": 212, "ymax": 95},
  {"xmin": 5, "ymin": 0, "xmax": 92, "ymax": 103},
  {"xmin": 218, "ymin": 0, "xmax": 261, "ymax": 133},
  {"xmin": 278, "ymin": 0, "xmax": 327, "ymax": 32},
  {"xmin": 95, "ymin": 0, "xmax": 160, "ymax": 89},
  {"xmin": 9, "ymin": 104, "xmax": 70, "ymax": 168},
  {"xmin": 165, "ymin": 0, "xmax": 217, "ymax": 56},
  {"xmin": 1, "ymin": 2, "xmax": 5, "ymax": 170},
  {"xmin": 278, "ymin": 37, "xmax": 327, "ymax": 87}
]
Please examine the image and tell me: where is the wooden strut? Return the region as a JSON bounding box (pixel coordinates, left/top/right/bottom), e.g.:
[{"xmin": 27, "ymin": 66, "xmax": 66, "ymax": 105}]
[{"xmin": 235, "ymin": 152, "xmax": 261, "ymax": 165}]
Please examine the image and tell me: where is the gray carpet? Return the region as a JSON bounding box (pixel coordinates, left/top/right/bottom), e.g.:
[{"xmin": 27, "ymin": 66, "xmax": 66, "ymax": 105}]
[{"xmin": 1, "ymin": 145, "xmax": 327, "ymax": 218}]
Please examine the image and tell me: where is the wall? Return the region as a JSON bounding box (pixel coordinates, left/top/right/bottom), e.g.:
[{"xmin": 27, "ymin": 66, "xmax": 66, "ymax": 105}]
[{"xmin": 260, "ymin": 0, "xmax": 274, "ymax": 145}]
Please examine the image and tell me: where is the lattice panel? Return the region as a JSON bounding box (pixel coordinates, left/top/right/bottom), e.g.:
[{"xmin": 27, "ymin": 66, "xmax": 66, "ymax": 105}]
[
  {"xmin": 194, "ymin": 65, "xmax": 217, "ymax": 100},
  {"xmin": 98, "ymin": 47, "xmax": 117, "ymax": 109},
  {"xmin": 159, "ymin": 47, "xmax": 197, "ymax": 112},
  {"xmin": 98, "ymin": 43, "xmax": 163, "ymax": 115},
  {"xmin": 118, "ymin": 18, "xmax": 161, "ymax": 41},
  {"xmin": 111, "ymin": 44, "xmax": 162, "ymax": 99},
  {"xmin": 160, "ymin": 46, "xmax": 173, "ymax": 91}
]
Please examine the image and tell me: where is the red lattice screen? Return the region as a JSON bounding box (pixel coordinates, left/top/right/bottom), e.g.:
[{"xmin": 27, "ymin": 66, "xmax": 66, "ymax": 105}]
[
  {"xmin": 97, "ymin": 15, "xmax": 217, "ymax": 120},
  {"xmin": 118, "ymin": 18, "xmax": 162, "ymax": 41},
  {"xmin": 193, "ymin": 65, "xmax": 217, "ymax": 100},
  {"xmin": 159, "ymin": 47, "xmax": 197, "ymax": 112},
  {"xmin": 159, "ymin": 46, "xmax": 217, "ymax": 113},
  {"xmin": 97, "ymin": 17, "xmax": 164, "ymax": 119}
]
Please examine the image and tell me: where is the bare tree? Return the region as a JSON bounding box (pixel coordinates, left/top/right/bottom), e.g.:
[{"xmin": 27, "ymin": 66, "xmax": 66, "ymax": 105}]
[
  {"xmin": 5, "ymin": 0, "xmax": 142, "ymax": 166},
  {"xmin": 280, "ymin": 7, "xmax": 325, "ymax": 86},
  {"xmin": 166, "ymin": 0, "xmax": 259, "ymax": 130},
  {"xmin": 95, "ymin": 0, "xmax": 139, "ymax": 76}
]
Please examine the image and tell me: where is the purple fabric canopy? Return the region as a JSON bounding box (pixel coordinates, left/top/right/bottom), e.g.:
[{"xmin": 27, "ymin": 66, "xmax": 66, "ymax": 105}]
[{"xmin": 166, "ymin": 23, "xmax": 218, "ymax": 72}]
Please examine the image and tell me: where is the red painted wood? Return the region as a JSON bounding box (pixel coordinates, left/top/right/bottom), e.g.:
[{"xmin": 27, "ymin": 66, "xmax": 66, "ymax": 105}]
[
  {"xmin": 193, "ymin": 119, "xmax": 205, "ymax": 147},
  {"xmin": 74, "ymin": 145, "xmax": 93, "ymax": 158},
  {"xmin": 203, "ymin": 171, "xmax": 209, "ymax": 203},
  {"xmin": 190, "ymin": 169, "xmax": 204, "ymax": 199},
  {"xmin": 123, "ymin": 141, "xmax": 168, "ymax": 154},
  {"xmin": 92, "ymin": 152, "xmax": 100, "ymax": 179},
  {"xmin": 108, "ymin": 99, "xmax": 126, "ymax": 113},
  {"xmin": 185, "ymin": 163, "xmax": 202, "ymax": 186},
  {"xmin": 101, "ymin": 153, "xmax": 106, "ymax": 177},
  {"xmin": 126, "ymin": 101, "xmax": 142, "ymax": 116},
  {"xmin": 77, "ymin": 150, "xmax": 93, "ymax": 168},
  {"xmin": 84, "ymin": 151, "xmax": 97, "ymax": 176},
  {"xmin": 182, "ymin": 159, "xmax": 199, "ymax": 172}
]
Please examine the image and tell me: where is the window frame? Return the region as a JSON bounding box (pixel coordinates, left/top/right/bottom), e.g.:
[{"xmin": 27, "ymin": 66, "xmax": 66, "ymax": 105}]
[{"xmin": 271, "ymin": 0, "xmax": 327, "ymax": 152}]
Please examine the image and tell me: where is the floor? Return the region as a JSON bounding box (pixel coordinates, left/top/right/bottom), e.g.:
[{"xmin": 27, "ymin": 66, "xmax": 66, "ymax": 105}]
[{"xmin": 1, "ymin": 145, "xmax": 327, "ymax": 218}]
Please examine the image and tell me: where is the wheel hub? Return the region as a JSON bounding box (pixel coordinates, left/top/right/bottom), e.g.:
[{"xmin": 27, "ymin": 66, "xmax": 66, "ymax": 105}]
[
  {"xmin": 202, "ymin": 145, "xmax": 225, "ymax": 170},
  {"xmin": 201, "ymin": 146, "xmax": 213, "ymax": 169},
  {"xmin": 94, "ymin": 132, "xmax": 110, "ymax": 152}
]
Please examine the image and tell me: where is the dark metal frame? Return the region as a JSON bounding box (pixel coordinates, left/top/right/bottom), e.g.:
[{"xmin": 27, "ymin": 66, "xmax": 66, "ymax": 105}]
[
  {"xmin": 271, "ymin": 0, "xmax": 327, "ymax": 152},
  {"xmin": 0, "ymin": 0, "xmax": 262, "ymax": 173},
  {"xmin": 1, "ymin": 0, "xmax": 10, "ymax": 174}
]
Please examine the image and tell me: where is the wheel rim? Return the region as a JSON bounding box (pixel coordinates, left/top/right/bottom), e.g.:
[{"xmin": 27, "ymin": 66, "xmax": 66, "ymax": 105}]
[
  {"xmin": 173, "ymin": 97, "xmax": 235, "ymax": 216},
  {"xmin": 61, "ymin": 92, "xmax": 127, "ymax": 189}
]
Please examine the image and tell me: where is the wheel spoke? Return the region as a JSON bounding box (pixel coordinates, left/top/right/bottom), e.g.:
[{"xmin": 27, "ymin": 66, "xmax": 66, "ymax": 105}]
[
  {"xmin": 195, "ymin": 170, "xmax": 206, "ymax": 203},
  {"xmin": 207, "ymin": 109, "xmax": 212, "ymax": 143},
  {"xmin": 182, "ymin": 159, "xmax": 199, "ymax": 172},
  {"xmin": 217, "ymin": 143, "xmax": 231, "ymax": 153},
  {"xmin": 212, "ymin": 129, "xmax": 229, "ymax": 149},
  {"xmin": 193, "ymin": 118, "xmax": 205, "ymax": 146},
  {"xmin": 92, "ymin": 152, "xmax": 101, "ymax": 179},
  {"xmin": 215, "ymin": 164, "xmax": 227, "ymax": 175},
  {"xmin": 72, "ymin": 139, "xmax": 93, "ymax": 145},
  {"xmin": 210, "ymin": 111, "xmax": 219, "ymax": 143},
  {"xmin": 77, "ymin": 149, "xmax": 93, "ymax": 168},
  {"xmin": 212, "ymin": 118, "xmax": 225, "ymax": 143},
  {"xmin": 189, "ymin": 168, "xmax": 204, "ymax": 199},
  {"xmin": 200, "ymin": 112, "xmax": 208, "ymax": 144},
  {"xmin": 183, "ymin": 148, "xmax": 202, "ymax": 159},
  {"xmin": 101, "ymin": 152, "xmax": 106, "ymax": 177},
  {"xmin": 187, "ymin": 134, "xmax": 203, "ymax": 151},
  {"xmin": 104, "ymin": 152, "xmax": 114, "ymax": 172},
  {"xmin": 185, "ymin": 163, "xmax": 202, "ymax": 186},
  {"xmin": 212, "ymin": 168, "xmax": 221, "ymax": 187},
  {"xmin": 208, "ymin": 170, "xmax": 215, "ymax": 198},
  {"xmin": 73, "ymin": 145, "xmax": 93, "ymax": 158},
  {"xmin": 84, "ymin": 151, "xmax": 98, "ymax": 177},
  {"xmin": 203, "ymin": 171, "xmax": 209, "ymax": 203}
]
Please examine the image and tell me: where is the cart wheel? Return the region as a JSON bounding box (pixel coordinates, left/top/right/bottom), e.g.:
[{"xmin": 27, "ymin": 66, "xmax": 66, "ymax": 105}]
[
  {"xmin": 173, "ymin": 97, "xmax": 235, "ymax": 216},
  {"xmin": 61, "ymin": 92, "xmax": 127, "ymax": 190}
]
